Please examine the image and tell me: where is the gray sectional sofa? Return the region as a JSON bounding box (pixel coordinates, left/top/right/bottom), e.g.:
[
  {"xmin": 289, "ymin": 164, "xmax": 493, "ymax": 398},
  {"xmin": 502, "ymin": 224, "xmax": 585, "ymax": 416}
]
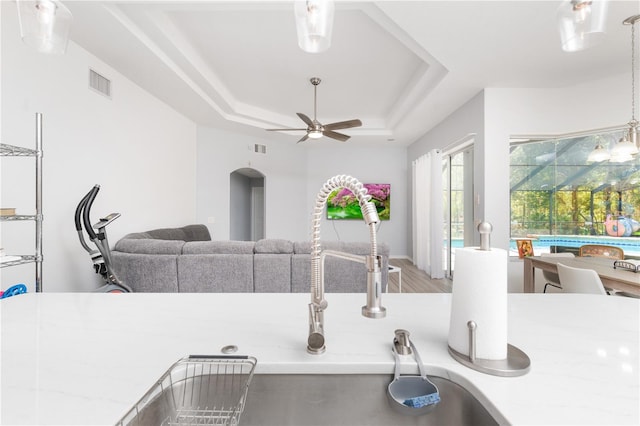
[{"xmin": 111, "ymin": 225, "xmax": 389, "ymax": 293}]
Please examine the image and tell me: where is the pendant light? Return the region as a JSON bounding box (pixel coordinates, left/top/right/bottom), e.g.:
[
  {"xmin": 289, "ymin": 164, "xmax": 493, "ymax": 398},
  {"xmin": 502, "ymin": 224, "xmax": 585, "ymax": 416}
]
[
  {"xmin": 294, "ymin": 0, "xmax": 335, "ymax": 53},
  {"xmin": 16, "ymin": 0, "xmax": 72, "ymax": 55},
  {"xmin": 557, "ymin": 0, "xmax": 609, "ymax": 52},
  {"xmin": 610, "ymin": 15, "xmax": 640, "ymax": 159},
  {"xmin": 586, "ymin": 137, "xmax": 611, "ymax": 162},
  {"xmin": 587, "ymin": 14, "xmax": 640, "ymax": 163}
]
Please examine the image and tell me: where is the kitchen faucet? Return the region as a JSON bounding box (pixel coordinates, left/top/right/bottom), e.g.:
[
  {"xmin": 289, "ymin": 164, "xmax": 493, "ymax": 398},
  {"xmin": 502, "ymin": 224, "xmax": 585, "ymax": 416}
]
[{"xmin": 307, "ymin": 175, "xmax": 387, "ymax": 355}]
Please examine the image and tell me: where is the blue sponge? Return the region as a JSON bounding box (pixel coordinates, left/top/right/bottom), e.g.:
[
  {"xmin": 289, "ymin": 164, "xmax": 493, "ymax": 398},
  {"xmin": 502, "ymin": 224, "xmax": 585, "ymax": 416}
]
[{"xmin": 403, "ymin": 392, "xmax": 441, "ymax": 408}]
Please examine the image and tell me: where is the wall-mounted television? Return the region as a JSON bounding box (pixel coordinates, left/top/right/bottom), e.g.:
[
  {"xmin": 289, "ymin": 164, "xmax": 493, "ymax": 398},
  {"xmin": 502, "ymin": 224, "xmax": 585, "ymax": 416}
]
[{"xmin": 326, "ymin": 183, "xmax": 390, "ymax": 220}]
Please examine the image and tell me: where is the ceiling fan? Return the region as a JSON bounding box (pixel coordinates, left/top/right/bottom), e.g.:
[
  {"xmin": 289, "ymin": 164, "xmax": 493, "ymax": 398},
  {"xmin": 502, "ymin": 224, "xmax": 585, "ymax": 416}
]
[{"xmin": 267, "ymin": 77, "xmax": 362, "ymax": 143}]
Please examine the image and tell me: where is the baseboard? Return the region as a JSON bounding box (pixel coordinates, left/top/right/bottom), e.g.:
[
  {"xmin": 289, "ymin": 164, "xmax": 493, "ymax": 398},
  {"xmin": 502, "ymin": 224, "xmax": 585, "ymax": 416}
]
[{"xmin": 390, "ymin": 255, "xmax": 412, "ymax": 262}]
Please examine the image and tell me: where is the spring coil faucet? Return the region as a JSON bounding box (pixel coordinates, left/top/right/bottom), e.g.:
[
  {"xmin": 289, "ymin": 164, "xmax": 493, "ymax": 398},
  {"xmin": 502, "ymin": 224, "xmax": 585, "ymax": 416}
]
[{"xmin": 307, "ymin": 175, "xmax": 387, "ymax": 355}]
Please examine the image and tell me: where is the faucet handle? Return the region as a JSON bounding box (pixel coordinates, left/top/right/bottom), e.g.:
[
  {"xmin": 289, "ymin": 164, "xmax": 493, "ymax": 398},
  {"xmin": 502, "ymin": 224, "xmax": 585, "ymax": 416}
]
[{"xmin": 393, "ymin": 329, "xmax": 412, "ymax": 355}]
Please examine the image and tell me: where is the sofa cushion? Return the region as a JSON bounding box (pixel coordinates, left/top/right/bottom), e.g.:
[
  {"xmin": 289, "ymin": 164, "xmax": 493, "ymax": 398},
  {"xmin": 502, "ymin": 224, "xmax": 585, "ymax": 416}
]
[
  {"xmin": 254, "ymin": 239, "xmax": 294, "ymax": 254},
  {"xmin": 113, "ymin": 239, "xmax": 185, "ymax": 255},
  {"xmin": 177, "ymin": 254, "xmax": 254, "ymax": 292},
  {"xmin": 111, "ymin": 252, "xmax": 179, "ymax": 292},
  {"xmin": 254, "ymin": 254, "xmax": 292, "ymax": 292},
  {"xmin": 183, "ymin": 241, "xmax": 255, "ymax": 255}
]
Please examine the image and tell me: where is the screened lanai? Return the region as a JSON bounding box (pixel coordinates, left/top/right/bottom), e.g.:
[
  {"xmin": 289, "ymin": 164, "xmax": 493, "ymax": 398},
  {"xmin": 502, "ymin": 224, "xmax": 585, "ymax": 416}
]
[{"xmin": 510, "ymin": 128, "xmax": 640, "ymax": 256}]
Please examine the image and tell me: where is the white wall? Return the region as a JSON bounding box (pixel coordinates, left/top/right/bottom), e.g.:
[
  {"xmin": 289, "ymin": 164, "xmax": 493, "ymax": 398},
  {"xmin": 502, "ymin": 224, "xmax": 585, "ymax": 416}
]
[
  {"xmin": 1, "ymin": 2, "xmax": 197, "ymax": 292},
  {"xmin": 196, "ymin": 129, "xmax": 409, "ymax": 256},
  {"xmin": 196, "ymin": 126, "xmax": 309, "ymax": 241},
  {"xmin": 305, "ymin": 143, "xmax": 408, "ymax": 256}
]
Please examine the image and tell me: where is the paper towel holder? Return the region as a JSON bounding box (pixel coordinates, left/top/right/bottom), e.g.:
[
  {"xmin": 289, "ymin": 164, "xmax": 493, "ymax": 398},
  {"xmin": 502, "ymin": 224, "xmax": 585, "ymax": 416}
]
[{"xmin": 448, "ymin": 320, "xmax": 530, "ymax": 377}]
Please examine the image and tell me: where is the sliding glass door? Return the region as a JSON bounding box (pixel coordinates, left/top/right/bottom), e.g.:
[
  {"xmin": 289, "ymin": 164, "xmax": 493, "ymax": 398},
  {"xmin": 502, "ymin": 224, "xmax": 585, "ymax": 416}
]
[{"xmin": 443, "ymin": 146, "xmax": 474, "ymax": 278}]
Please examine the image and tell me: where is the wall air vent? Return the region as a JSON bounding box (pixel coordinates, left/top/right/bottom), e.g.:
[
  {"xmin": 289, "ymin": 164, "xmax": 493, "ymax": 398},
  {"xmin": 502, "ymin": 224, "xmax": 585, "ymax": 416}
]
[
  {"xmin": 254, "ymin": 144, "xmax": 267, "ymax": 154},
  {"xmin": 89, "ymin": 69, "xmax": 112, "ymax": 98}
]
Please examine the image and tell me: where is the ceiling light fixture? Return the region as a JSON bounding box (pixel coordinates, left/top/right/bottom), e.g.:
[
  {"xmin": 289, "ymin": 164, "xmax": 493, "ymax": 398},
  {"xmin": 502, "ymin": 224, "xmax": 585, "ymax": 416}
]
[
  {"xmin": 612, "ymin": 15, "xmax": 640, "ymax": 157},
  {"xmin": 308, "ymin": 129, "xmax": 323, "ymax": 139},
  {"xmin": 587, "ymin": 14, "xmax": 640, "ymax": 163},
  {"xmin": 294, "ymin": 0, "xmax": 335, "ymax": 53},
  {"xmin": 557, "ymin": 0, "xmax": 608, "ymax": 52},
  {"xmin": 16, "ymin": 0, "xmax": 72, "ymax": 54},
  {"xmin": 586, "ymin": 137, "xmax": 611, "ymax": 162}
]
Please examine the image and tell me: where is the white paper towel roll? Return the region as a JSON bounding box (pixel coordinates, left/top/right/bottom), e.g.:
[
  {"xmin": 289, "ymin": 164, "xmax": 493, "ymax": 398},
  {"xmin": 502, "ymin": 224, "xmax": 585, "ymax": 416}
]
[{"xmin": 448, "ymin": 247, "xmax": 508, "ymax": 360}]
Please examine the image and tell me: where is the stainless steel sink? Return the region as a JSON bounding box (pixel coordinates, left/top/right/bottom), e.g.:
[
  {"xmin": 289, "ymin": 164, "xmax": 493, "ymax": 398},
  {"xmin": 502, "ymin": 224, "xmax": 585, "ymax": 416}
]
[
  {"xmin": 240, "ymin": 373, "xmax": 500, "ymax": 426},
  {"xmin": 117, "ymin": 362, "xmax": 501, "ymax": 426}
]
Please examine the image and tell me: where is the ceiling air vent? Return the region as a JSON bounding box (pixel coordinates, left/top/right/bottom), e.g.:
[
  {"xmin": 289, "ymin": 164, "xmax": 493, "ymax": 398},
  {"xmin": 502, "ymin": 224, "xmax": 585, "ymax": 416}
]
[
  {"xmin": 89, "ymin": 69, "xmax": 112, "ymax": 98},
  {"xmin": 254, "ymin": 144, "xmax": 267, "ymax": 154}
]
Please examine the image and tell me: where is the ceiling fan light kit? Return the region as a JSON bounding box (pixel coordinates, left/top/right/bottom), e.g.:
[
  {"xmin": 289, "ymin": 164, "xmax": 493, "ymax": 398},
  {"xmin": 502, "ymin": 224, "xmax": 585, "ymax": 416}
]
[
  {"xmin": 16, "ymin": 0, "xmax": 73, "ymax": 54},
  {"xmin": 295, "ymin": 0, "xmax": 335, "ymax": 53},
  {"xmin": 267, "ymin": 77, "xmax": 362, "ymax": 143}
]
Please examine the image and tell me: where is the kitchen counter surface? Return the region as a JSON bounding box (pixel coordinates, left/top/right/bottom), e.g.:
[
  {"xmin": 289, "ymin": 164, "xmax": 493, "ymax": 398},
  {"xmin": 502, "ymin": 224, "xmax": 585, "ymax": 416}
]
[{"xmin": 1, "ymin": 292, "xmax": 638, "ymax": 425}]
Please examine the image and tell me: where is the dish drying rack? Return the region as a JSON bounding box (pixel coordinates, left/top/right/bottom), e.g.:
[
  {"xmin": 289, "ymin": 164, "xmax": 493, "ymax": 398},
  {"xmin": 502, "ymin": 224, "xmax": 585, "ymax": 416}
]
[{"xmin": 117, "ymin": 355, "xmax": 257, "ymax": 426}]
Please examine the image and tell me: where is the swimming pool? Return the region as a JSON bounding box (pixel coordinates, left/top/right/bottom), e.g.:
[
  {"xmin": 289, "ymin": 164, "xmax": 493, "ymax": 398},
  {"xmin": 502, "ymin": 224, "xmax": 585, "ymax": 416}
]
[
  {"xmin": 509, "ymin": 235, "xmax": 640, "ymax": 256},
  {"xmin": 449, "ymin": 235, "xmax": 640, "ymax": 256}
]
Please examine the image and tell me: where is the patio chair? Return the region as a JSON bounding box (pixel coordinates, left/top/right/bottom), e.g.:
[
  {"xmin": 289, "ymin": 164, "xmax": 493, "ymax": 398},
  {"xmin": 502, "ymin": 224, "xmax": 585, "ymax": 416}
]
[{"xmin": 578, "ymin": 244, "xmax": 624, "ymax": 260}]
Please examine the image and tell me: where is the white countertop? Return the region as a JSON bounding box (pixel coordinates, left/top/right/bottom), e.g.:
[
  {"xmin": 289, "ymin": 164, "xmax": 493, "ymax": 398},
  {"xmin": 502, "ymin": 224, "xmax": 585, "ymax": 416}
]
[{"xmin": 1, "ymin": 292, "xmax": 638, "ymax": 425}]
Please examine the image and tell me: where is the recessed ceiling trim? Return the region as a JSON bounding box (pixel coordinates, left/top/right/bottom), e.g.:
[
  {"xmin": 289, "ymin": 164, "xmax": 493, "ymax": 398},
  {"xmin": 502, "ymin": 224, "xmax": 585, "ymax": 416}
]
[
  {"xmin": 359, "ymin": 3, "xmax": 448, "ymax": 129},
  {"xmin": 146, "ymin": 8, "xmax": 236, "ymax": 111},
  {"xmin": 102, "ymin": 3, "xmax": 231, "ymax": 120},
  {"xmin": 110, "ymin": 3, "xmax": 309, "ymax": 130},
  {"xmin": 103, "ymin": 1, "xmax": 443, "ymax": 137}
]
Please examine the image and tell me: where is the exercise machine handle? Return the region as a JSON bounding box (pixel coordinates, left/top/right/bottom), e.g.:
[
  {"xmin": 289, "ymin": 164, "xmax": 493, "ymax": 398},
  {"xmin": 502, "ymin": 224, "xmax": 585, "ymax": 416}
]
[{"xmin": 82, "ymin": 185, "xmax": 100, "ymax": 241}]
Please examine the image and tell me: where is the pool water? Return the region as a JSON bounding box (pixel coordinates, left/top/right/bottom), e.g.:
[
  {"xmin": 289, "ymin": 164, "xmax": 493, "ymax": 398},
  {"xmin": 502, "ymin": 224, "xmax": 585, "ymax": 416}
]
[
  {"xmin": 449, "ymin": 236, "xmax": 640, "ymax": 256},
  {"xmin": 511, "ymin": 235, "xmax": 640, "ymax": 256}
]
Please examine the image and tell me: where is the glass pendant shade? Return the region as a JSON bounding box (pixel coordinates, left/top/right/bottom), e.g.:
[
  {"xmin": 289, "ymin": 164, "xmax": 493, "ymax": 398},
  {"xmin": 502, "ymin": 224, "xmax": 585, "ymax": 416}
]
[
  {"xmin": 557, "ymin": 0, "xmax": 608, "ymax": 52},
  {"xmin": 586, "ymin": 142, "xmax": 611, "ymax": 162},
  {"xmin": 611, "ymin": 136, "xmax": 639, "ymax": 157},
  {"xmin": 17, "ymin": 0, "xmax": 72, "ymax": 54},
  {"xmin": 294, "ymin": 0, "xmax": 335, "ymax": 53},
  {"xmin": 609, "ymin": 151, "xmax": 634, "ymax": 163}
]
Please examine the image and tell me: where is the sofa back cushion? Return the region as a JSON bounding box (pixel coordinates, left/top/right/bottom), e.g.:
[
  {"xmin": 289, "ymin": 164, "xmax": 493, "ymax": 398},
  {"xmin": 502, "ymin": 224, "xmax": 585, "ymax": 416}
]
[
  {"xmin": 177, "ymin": 254, "xmax": 254, "ymax": 292},
  {"xmin": 291, "ymin": 241, "xmax": 389, "ymax": 293},
  {"xmin": 113, "ymin": 239, "xmax": 185, "ymax": 255},
  {"xmin": 121, "ymin": 224, "xmax": 211, "ymax": 242},
  {"xmin": 253, "ymin": 239, "xmax": 294, "ymax": 292},
  {"xmin": 183, "ymin": 241, "xmax": 255, "ymax": 255},
  {"xmin": 254, "ymin": 239, "xmax": 294, "ymax": 254}
]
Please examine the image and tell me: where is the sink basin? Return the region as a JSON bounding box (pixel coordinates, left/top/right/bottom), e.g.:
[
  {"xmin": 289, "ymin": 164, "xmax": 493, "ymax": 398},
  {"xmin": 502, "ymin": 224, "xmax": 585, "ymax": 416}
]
[
  {"xmin": 240, "ymin": 373, "xmax": 500, "ymax": 426},
  {"xmin": 117, "ymin": 360, "xmax": 500, "ymax": 426}
]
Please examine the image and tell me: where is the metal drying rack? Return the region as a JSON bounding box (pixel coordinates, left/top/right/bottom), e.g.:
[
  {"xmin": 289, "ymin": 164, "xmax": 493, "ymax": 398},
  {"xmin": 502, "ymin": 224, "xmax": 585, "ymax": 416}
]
[{"xmin": 117, "ymin": 355, "xmax": 257, "ymax": 426}]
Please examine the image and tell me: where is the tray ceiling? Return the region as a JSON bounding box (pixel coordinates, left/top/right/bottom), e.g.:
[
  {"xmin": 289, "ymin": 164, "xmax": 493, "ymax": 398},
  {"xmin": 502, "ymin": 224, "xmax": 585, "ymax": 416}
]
[{"xmin": 60, "ymin": 1, "xmax": 640, "ymax": 146}]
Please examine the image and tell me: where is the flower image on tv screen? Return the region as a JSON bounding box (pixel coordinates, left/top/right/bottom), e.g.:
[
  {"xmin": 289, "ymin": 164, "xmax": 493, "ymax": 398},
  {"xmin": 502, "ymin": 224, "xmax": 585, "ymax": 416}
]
[{"xmin": 326, "ymin": 183, "xmax": 390, "ymax": 220}]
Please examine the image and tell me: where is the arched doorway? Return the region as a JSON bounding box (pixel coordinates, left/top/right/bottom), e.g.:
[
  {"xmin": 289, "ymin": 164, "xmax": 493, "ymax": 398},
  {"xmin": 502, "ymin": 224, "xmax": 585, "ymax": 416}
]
[{"xmin": 230, "ymin": 168, "xmax": 265, "ymax": 241}]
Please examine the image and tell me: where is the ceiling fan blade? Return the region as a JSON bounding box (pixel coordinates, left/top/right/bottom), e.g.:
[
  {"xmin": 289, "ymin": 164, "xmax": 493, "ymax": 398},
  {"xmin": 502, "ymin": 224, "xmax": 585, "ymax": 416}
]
[
  {"xmin": 296, "ymin": 112, "xmax": 314, "ymax": 127},
  {"xmin": 323, "ymin": 119, "xmax": 362, "ymax": 131},
  {"xmin": 323, "ymin": 130, "xmax": 350, "ymax": 142},
  {"xmin": 297, "ymin": 134, "xmax": 310, "ymax": 143},
  {"xmin": 266, "ymin": 128, "xmax": 307, "ymax": 131}
]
